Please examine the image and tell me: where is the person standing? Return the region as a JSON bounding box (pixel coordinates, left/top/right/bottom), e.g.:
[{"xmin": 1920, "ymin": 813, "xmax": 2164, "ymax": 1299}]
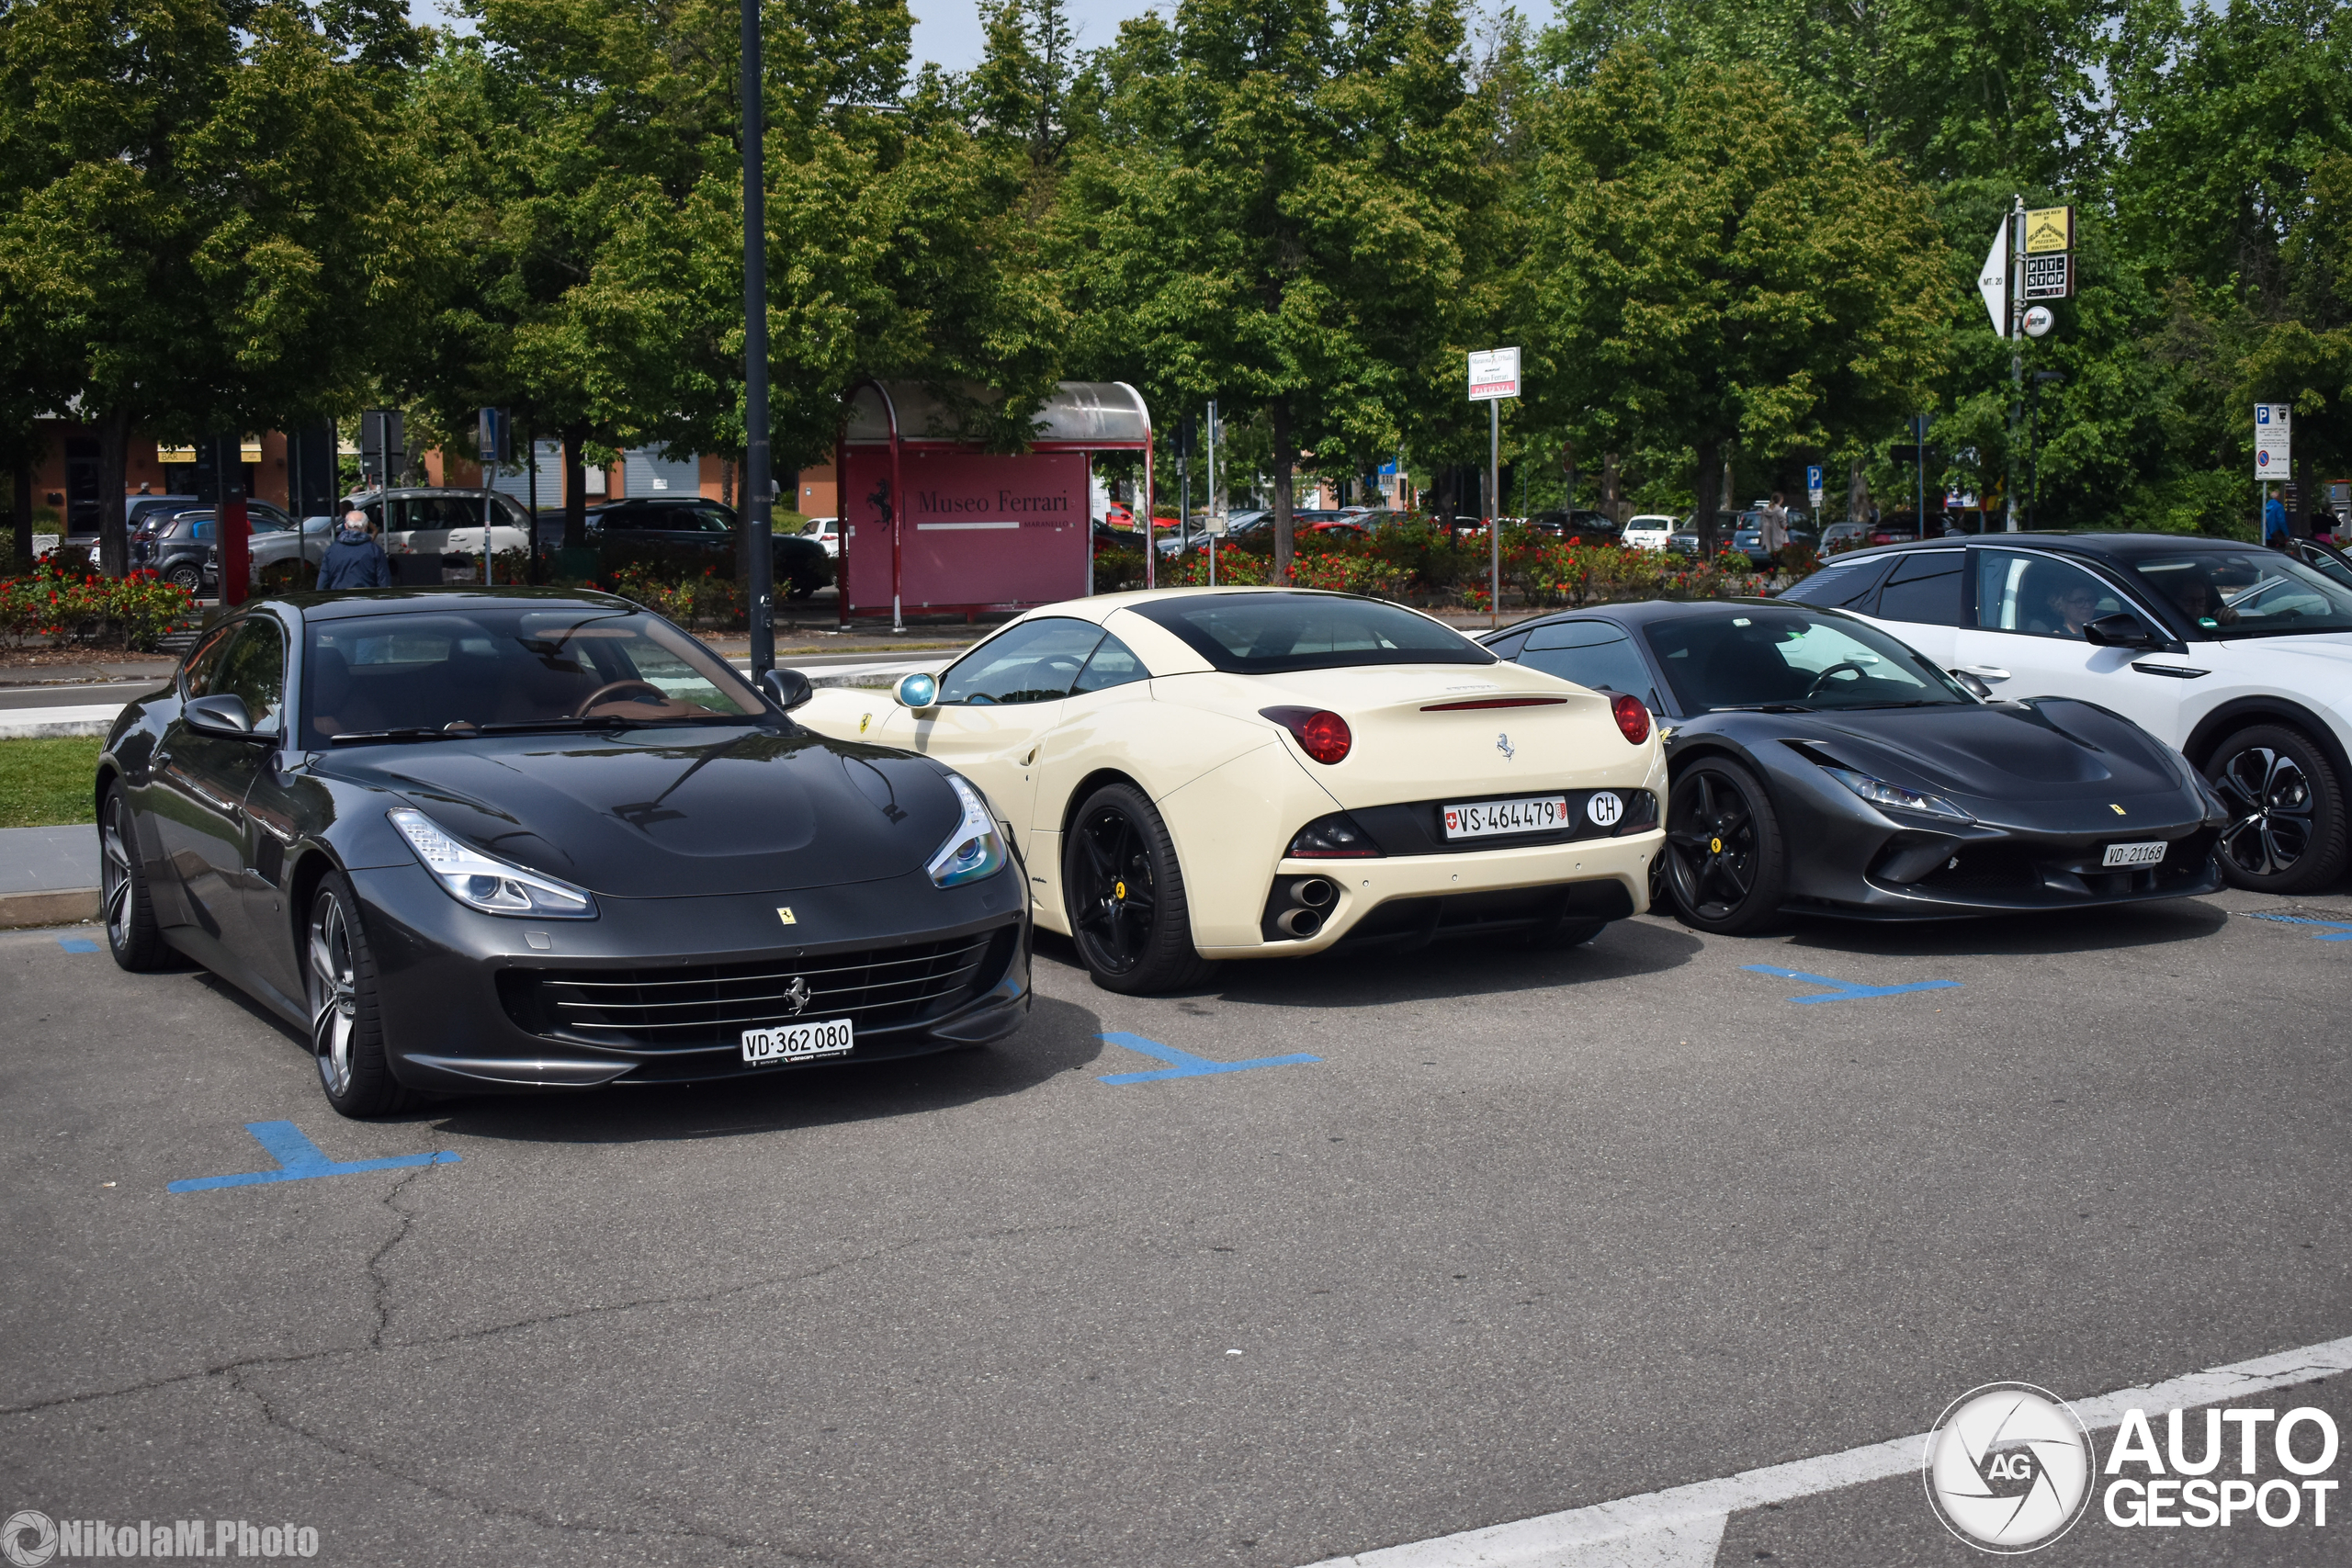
[
  {"xmin": 2265, "ymin": 491, "xmax": 2290, "ymax": 549},
  {"xmin": 1761, "ymin": 491, "xmax": 1791, "ymax": 557},
  {"xmin": 315, "ymin": 507, "xmax": 392, "ymax": 590}
]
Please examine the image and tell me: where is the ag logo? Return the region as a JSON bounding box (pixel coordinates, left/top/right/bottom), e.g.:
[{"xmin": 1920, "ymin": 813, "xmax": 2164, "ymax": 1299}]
[
  {"xmin": 1923, "ymin": 1382, "xmax": 2095, "ymax": 1552},
  {"xmin": 1586, "ymin": 791, "xmax": 1623, "ymax": 828}
]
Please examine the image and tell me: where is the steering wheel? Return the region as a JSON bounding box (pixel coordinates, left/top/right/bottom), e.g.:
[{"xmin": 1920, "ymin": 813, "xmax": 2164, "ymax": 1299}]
[
  {"xmin": 1804, "ymin": 661, "xmax": 1869, "ymax": 697},
  {"xmin": 572, "ymin": 678, "xmax": 666, "ymax": 717}
]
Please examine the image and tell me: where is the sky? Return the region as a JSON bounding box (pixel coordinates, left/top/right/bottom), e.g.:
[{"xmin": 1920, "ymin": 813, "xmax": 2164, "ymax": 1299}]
[
  {"xmin": 908, "ymin": 0, "xmax": 1164, "ymax": 72},
  {"xmin": 413, "ymin": 0, "xmax": 1168, "ymax": 73}
]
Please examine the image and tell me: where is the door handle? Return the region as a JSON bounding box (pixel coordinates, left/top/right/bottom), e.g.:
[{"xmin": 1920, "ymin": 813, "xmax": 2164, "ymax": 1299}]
[{"xmin": 1957, "ymin": 665, "xmax": 2010, "ymax": 682}]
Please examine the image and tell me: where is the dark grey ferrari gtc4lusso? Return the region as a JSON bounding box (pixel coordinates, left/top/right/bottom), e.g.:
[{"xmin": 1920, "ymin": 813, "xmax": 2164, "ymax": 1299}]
[
  {"xmin": 1483, "ymin": 600, "xmax": 2228, "ymax": 933},
  {"xmin": 96, "ymin": 588, "xmax": 1030, "ymax": 1116}
]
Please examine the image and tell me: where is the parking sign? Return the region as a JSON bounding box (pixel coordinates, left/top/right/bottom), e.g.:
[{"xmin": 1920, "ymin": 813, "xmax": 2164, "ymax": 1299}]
[{"xmin": 2255, "ymin": 404, "xmax": 2290, "ymax": 479}]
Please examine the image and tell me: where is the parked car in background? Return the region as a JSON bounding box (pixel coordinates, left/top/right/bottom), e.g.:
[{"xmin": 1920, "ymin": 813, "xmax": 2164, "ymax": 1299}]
[
  {"xmin": 344, "ymin": 489, "xmax": 535, "ymax": 570},
  {"xmin": 801, "ymin": 517, "xmax": 840, "ymax": 558},
  {"xmin": 1621, "ymin": 515, "xmax": 1677, "ymax": 551},
  {"xmin": 131, "ymin": 501, "xmax": 300, "ymax": 592},
  {"xmin": 1817, "ymin": 522, "xmax": 1870, "ymax": 553},
  {"xmin": 588, "ymin": 496, "xmax": 834, "ymax": 600},
  {"xmin": 1529, "ymin": 509, "xmax": 1623, "ymax": 545}
]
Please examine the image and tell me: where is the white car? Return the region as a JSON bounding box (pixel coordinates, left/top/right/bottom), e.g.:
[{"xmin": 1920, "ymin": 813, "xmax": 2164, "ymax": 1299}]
[
  {"xmin": 801, "ymin": 516, "xmax": 840, "ymax": 558},
  {"xmin": 789, "ymin": 588, "xmax": 1667, "ymax": 992},
  {"xmin": 1621, "ymin": 514, "xmax": 1677, "ymax": 551},
  {"xmin": 1791, "ymin": 532, "xmax": 2352, "ymax": 893},
  {"xmin": 344, "ymin": 489, "xmax": 535, "ymax": 568}
]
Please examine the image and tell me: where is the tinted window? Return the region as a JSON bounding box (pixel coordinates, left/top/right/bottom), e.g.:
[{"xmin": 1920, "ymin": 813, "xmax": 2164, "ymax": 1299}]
[
  {"xmin": 1516, "ymin": 621, "xmax": 1658, "ymax": 709},
  {"xmin": 938, "ymin": 616, "xmax": 1104, "ymax": 705},
  {"xmin": 1130, "ymin": 592, "xmax": 1491, "ymax": 673},
  {"xmin": 303, "ymin": 607, "xmax": 761, "ymax": 741},
  {"xmin": 2126, "ymin": 548, "xmax": 2352, "ymax": 637},
  {"xmin": 181, "ymin": 625, "xmax": 239, "ymax": 699},
  {"xmin": 1973, "ymin": 551, "xmax": 2129, "ymax": 640},
  {"xmin": 1778, "ymin": 556, "xmax": 1894, "ymax": 609},
  {"xmin": 213, "ymin": 619, "xmax": 288, "ymax": 733},
  {"xmin": 1643, "ymin": 610, "xmax": 1968, "ymax": 711},
  {"xmin": 1873, "ymin": 550, "xmax": 1965, "ymax": 625},
  {"xmin": 1071, "ymin": 630, "xmax": 1150, "ymax": 694}
]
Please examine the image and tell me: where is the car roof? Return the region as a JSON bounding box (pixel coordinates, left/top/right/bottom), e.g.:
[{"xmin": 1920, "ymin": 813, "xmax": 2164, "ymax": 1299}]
[
  {"xmin": 268, "ymin": 585, "xmax": 638, "ymax": 621},
  {"xmin": 1829, "ymin": 530, "xmax": 2258, "ymax": 568},
  {"xmin": 1487, "ymin": 596, "xmax": 1860, "ymax": 637}
]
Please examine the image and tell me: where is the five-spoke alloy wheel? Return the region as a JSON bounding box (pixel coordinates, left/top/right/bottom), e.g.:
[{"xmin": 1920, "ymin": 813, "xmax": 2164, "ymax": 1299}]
[
  {"xmin": 99, "ymin": 785, "xmax": 165, "ymax": 970},
  {"xmin": 1063, "ymin": 781, "xmax": 1215, "ymax": 994},
  {"xmin": 306, "ymin": 872, "xmax": 417, "ymax": 1117},
  {"xmin": 1664, "ymin": 757, "xmax": 1789, "ymax": 935}
]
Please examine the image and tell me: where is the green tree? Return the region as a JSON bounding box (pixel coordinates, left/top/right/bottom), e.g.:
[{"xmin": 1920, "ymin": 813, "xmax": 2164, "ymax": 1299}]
[
  {"xmin": 1520, "ymin": 46, "xmax": 1949, "ymax": 552},
  {"xmin": 0, "ymin": 0, "xmax": 413, "ymax": 572},
  {"xmin": 1062, "ymin": 0, "xmax": 1492, "ymax": 581}
]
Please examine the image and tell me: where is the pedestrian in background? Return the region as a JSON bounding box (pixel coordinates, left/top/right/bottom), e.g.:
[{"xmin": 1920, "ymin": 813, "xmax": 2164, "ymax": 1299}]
[
  {"xmin": 315, "ymin": 507, "xmax": 392, "ymax": 590},
  {"xmin": 2265, "ymin": 492, "xmax": 2290, "ymax": 549}
]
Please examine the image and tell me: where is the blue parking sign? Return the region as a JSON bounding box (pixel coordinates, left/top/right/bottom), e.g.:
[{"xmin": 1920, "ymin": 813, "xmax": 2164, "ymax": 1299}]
[{"xmin": 1805, "ymin": 465, "xmax": 1824, "ymax": 490}]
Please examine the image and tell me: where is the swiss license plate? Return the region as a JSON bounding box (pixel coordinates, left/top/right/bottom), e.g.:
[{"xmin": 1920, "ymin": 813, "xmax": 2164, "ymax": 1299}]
[
  {"xmin": 1442, "ymin": 795, "xmax": 1571, "ymax": 840},
  {"xmin": 2101, "ymin": 840, "xmax": 2166, "ymax": 868},
  {"xmin": 741, "ymin": 1017, "xmax": 854, "ymax": 1066}
]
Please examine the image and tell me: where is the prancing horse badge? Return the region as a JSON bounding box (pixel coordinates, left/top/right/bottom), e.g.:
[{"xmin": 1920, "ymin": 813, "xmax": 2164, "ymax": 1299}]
[{"xmin": 1497, "ymin": 733, "xmax": 1515, "ymax": 761}]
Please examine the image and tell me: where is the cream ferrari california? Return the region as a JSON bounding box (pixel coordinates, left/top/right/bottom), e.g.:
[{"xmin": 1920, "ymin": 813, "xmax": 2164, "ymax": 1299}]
[{"xmin": 792, "ymin": 590, "xmax": 1666, "ymax": 992}]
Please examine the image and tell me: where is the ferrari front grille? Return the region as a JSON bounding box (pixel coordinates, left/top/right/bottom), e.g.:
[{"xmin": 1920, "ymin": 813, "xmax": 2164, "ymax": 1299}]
[{"xmin": 502, "ymin": 931, "xmax": 1009, "ymax": 1051}]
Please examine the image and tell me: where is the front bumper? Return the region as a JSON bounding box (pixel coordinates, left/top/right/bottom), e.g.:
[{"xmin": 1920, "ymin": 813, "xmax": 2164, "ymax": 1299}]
[
  {"xmin": 350, "ymin": 862, "xmax": 1030, "ymax": 1093},
  {"xmin": 1199, "ymin": 827, "xmax": 1661, "ymax": 958}
]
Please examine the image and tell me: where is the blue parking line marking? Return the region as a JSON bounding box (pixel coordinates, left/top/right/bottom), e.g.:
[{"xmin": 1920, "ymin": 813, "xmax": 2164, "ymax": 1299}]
[
  {"xmin": 1742, "ymin": 964, "xmax": 1962, "ymax": 1004},
  {"xmin": 56, "ymin": 936, "xmax": 99, "ymax": 953},
  {"xmin": 2242, "ymin": 912, "xmax": 2352, "ymax": 942},
  {"xmin": 1096, "ymin": 1031, "xmax": 1319, "ymax": 1085},
  {"xmin": 167, "ymin": 1121, "xmax": 460, "ymax": 1193}
]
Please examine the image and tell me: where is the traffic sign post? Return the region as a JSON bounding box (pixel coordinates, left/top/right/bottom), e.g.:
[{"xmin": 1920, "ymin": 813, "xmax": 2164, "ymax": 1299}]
[
  {"xmin": 1467, "ymin": 348, "xmax": 1521, "ymax": 631},
  {"xmin": 1806, "ymin": 464, "xmax": 1825, "ymax": 514},
  {"xmin": 478, "ymin": 408, "xmax": 509, "ymax": 586},
  {"xmin": 2256, "ymin": 403, "xmax": 2293, "ymax": 540}
]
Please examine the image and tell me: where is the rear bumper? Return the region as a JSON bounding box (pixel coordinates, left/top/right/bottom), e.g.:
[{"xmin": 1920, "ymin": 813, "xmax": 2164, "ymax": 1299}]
[
  {"xmin": 1198, "ymin": 827, "xmax": 1660, "ymax": 957},
  {"xmin": 349, "ymin": 863, "xmax": 1030, "ymax": 1093}
]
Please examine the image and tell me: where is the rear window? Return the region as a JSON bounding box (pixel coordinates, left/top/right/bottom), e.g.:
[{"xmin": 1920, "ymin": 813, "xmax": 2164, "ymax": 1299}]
[{"xmin": 1129, "ymin": 592, "xmax": 1493, "ymax": 674}]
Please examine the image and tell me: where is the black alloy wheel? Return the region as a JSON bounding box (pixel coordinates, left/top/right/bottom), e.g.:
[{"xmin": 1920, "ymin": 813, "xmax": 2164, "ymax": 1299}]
[
  {"xmin": 1063, "ymin": 781, "xmax": 1215, "ymax": 994},
  {"xmin": 2205, "ymin": 724, "xmax": 2349, "ymax": 894},
  {"xmin": 99, "ymin": 786, "xmax": 166, "ymax": 970},
  {"xmin": 1664, "ymin": 757, "xmax": 1789, "ymax": 935},
  {"xmin": 307, "ymin": 872, "xmax": 422, "ymax": 1117}
]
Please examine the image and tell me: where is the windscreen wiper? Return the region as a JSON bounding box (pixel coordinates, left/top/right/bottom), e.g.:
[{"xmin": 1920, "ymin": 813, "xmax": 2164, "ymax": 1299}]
[
  {"xmin": 329, "ymin": 727, "xmax": 464, "ymax": 744},
  {"xmin": 1710, "ymin": 703, "xmax": 1815, "ymax": 713}
]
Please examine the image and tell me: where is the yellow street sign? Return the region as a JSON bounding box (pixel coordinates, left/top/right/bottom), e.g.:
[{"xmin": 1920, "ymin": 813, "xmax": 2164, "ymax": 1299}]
[{"xmin": 2025, "ymin": 206, "xmax": 2074, "ymax": 254}]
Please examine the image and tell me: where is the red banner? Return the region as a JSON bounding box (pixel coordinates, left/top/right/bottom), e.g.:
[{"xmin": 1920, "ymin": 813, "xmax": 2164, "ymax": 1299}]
[{"xmin": 841, "ymin": 449, "xmax": 1091, "ymax": 613}]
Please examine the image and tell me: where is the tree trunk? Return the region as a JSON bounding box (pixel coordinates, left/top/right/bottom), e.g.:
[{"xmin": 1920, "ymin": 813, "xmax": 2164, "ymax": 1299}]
[
  {"xmin": 96, "ymin": 409, "xmax": 132, "ymax": 577},
  {"xmin": 12, "ymin": 455, "xmax": 32, "ymax": 568},
  {"xmin": 1560, "ymin": 439, "xmax": 1577, "ymax": 514},
  {"xmin": 562, "ymin": 429, "xmax": 588, "ymax": 550},
  {"xmin": 1847, "ymin": 458, "xmax": 1869, "ymax": 527},
  {"xmin": 1601, "ymin": 452, "xmax": 1622, "ymax": 522},
  {"xmin": 1270, "ymin": 400, "xmax": 1295, "ymax": 584},
  {"xmin": 1692, "ymin": 437, "xmax": 1722, "ymax": 558}
]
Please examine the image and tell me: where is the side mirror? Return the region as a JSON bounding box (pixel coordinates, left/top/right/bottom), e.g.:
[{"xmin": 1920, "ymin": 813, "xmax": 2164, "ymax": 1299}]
[
  {"xmin": 1947, "ymin": 668, "xmax": 1993, "ymax": 700},
  {"xmin": 2083, "ymin": 612, "xmax": 2159, "ymax": 649},
  {"xmin": 183, "ymin": 694, "xmax": 255, "ymax": 737},
  {"xmin": 760, "ymin": 668, "xmax": 813, "ymax": 711},
  {"xmin": 895, "ymin": 671, "xmax": 939, "ymax": 709}
]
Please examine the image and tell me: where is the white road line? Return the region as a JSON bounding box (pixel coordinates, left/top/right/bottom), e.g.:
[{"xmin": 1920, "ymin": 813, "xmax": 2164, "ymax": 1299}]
[{"xmin": 1299, "ymin": 1333, "xmax": 2352, "ymax": 1568}]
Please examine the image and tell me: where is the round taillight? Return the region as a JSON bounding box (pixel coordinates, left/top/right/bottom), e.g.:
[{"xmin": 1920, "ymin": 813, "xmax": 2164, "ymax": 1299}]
[
  {"xmin": 1299, "ymin": 710, "xmax": 1351, "ymax": 764},
  {"xmin": 1611, "ymin": 693, "xmax": 1651, "ymax": 745}
]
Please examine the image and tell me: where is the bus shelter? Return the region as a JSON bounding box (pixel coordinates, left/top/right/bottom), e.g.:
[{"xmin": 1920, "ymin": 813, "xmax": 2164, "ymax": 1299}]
[{"xmin": 837, "ymin": 380, "xmax": 1154, "ymax": 628}]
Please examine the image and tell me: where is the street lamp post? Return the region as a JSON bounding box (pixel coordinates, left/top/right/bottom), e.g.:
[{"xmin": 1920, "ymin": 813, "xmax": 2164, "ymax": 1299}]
[{"xmin": 741, "ymin": 0, "xmax": 775, "ymax": 676}]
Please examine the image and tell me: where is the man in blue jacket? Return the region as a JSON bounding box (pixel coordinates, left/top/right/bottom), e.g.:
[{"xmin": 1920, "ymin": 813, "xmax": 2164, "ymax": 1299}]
[{"xmin": 315, "ymin": 508, "xmax": 392, "ymax": 590}]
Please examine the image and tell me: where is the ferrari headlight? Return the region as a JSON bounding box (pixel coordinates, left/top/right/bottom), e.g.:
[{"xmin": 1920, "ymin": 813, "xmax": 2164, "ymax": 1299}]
[
  {"xmin": 1819, "ymin": 765, "xmax": 1973, "ymax": 822},
  {"xmin": 388, "ymin": 807, "xmax": 597, "ymax": 918},
  {"xmin": 927, "ymin": 774, "xmax": 1007, "ymax": 888}
]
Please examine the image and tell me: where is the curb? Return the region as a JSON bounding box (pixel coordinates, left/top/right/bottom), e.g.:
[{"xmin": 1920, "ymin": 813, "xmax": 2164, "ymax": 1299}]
[
  {"xmin": 0, "ymin": 888, "xmax": 99, "ymax": 930},
  {"xmin": 0, "ymin": 716, "xmax": 117, "ymax": 739}
]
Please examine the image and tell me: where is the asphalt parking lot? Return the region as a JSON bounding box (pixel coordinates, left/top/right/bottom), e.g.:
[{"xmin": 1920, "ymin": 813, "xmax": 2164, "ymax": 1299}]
[{"xmin": 5, "ymin": 887, "xmax": 2350, "ymax": 1567}]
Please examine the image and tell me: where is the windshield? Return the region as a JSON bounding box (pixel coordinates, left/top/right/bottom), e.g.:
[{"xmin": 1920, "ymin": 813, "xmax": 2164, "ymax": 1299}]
[
  {"xmin": 302, "ymin": 605, "xmax": 763, "ymax": 743},
  {"xmin": 1129, "ymin": 592, "xmax": 1493, "ymax": 673},
  {"xmin": 2127, "ymin": 549, "xmax": 2352, "ymax": 637},
  {"xmin": 1643, "ymin": 610, "xmax": 1971, "ymax": 711}
]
